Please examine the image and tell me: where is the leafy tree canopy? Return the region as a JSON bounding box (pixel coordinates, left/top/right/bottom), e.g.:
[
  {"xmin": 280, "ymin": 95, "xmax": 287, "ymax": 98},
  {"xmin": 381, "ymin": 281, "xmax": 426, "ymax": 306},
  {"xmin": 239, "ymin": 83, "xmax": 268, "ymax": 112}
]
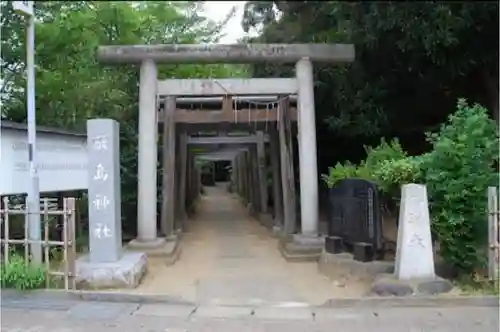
[
  {"xmin": 242, "ymin": 2, "xmax": 498, "ymax": 137},
  {"xmin": 0, "ymin": 1, "xmax": 247, "ymax": 234}
]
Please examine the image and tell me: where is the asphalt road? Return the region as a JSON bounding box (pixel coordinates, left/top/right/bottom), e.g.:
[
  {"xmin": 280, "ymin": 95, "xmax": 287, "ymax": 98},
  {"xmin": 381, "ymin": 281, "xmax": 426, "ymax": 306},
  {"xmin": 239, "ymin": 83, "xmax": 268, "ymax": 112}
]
[{"xmin": 1, "ymin": 299, "xmax": 498, "ymax": 332}]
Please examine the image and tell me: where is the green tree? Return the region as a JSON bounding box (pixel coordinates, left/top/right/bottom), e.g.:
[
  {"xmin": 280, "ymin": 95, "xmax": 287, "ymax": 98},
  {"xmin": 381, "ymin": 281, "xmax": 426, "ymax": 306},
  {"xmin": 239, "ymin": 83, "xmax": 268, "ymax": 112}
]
[
  {"xmin": 1, "ymin": 1, "xmax": 246, "ymax": 235},
  {"xmin": 242, "ymin": 2, "xmax": 499, "ymax": 136}
]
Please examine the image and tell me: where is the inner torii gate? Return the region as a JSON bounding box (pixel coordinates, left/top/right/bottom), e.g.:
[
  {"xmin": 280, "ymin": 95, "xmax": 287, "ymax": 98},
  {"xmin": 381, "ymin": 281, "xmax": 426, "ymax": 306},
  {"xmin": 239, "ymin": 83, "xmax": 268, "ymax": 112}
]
[
  {"xmin": 97, "ymin": 44, "xmax": 355, "ymax": 258},
  {"xmin": 190, "ymin": 133, "xmax": 271, "ymax": 216},
  {"xmin": 159, "ymin": 83, "xmax": 298, "ymax": 239},
  {"xmin": 188, "ymin": 132, "xmax": 271, "ymax": 213}
]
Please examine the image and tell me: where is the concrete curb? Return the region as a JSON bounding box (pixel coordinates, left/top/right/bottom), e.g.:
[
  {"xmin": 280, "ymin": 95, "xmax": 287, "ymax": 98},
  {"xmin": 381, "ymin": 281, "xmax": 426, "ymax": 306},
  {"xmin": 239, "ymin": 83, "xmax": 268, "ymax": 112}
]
[
  {"xmin": 1, "ymin": 289, "xmax": 497, "ymax": 308},
  {"xmin": 1, "ymin": 289, "xmax": 195, "ymax": 306},
  {"xmin": 319, "ymin": 296, "xmax": 499, "ymax": 308}
]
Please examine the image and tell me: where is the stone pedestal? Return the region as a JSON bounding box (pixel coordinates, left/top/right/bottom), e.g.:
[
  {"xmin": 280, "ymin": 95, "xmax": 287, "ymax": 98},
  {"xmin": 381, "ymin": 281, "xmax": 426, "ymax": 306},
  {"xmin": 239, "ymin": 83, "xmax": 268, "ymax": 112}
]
[
  {"xmin": 325, "ymin": 236, "xmax": 343, "ymax": 254},
  {"xmin": 127, "ymin": 236, "xmax": 181, "ymax": 265},
  {"xmin": 75, "ymin": 252, "xmax": 147, "ymax": 289},
  {"xmin": 369, "ymin": 273, "xmax": 454, "ymax": 296},
  {"xmin": 319, "ymin": 251, "xmax": 394, "ymax": 280},
  {"xmin": 353, "ymin": 242, "xmax": 374, "ymax": 262},
  {"xmin": 279, "ymin": 234, "xmax": 325, "ymax": 262}
]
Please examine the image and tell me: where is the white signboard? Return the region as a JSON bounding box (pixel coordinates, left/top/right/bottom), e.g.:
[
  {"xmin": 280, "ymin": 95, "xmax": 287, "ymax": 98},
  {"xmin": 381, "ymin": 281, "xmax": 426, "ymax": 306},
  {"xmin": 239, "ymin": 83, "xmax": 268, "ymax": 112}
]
[
  {"xmin": 0, "ymin": 127, "xmax": 88, "ymax": 195},
  {"xmin": 12, "ymin": 1, "xmax": 34, "ymax": 16}
]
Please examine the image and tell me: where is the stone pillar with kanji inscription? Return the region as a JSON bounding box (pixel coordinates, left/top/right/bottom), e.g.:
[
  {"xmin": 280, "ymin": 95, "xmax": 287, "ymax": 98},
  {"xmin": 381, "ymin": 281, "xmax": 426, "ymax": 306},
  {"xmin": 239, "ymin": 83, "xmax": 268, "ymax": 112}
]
[
  {"xmin": 87, "ymin": 119, "xmax": 122, "ymax": 263},
  {"xmin": 369, "ymin": 184, "xmax": 453, "ymax": 296},
  {"xmin": 75, "ymin": 119, "xmax": 147, "ymax": 290}
]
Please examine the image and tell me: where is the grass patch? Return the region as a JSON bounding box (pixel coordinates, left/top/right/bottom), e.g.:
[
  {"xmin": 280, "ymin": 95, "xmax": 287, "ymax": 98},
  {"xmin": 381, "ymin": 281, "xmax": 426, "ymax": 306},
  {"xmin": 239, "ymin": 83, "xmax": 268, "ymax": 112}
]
[
  {"xmin": 0, "ymin": 253, "xmax": 46, "ymax": 290},
  {"xmin": 455, "ymin": 273, "xmax": 499, "ymax": 296}
]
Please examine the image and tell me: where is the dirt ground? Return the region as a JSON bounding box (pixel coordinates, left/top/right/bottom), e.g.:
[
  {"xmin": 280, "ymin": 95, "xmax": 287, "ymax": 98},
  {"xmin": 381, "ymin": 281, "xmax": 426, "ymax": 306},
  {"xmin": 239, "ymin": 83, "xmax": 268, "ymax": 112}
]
[{"xmin": 129, "ymin": 185, "xmax": 371, "ymax": 305}]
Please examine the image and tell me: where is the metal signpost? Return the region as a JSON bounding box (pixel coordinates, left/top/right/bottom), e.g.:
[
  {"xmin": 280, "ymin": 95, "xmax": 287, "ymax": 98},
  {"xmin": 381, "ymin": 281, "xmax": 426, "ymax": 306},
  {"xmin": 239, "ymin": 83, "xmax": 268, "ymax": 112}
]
[{"xmin": 13, "ymin": 1, "xmax": 41, "ymax": 262}]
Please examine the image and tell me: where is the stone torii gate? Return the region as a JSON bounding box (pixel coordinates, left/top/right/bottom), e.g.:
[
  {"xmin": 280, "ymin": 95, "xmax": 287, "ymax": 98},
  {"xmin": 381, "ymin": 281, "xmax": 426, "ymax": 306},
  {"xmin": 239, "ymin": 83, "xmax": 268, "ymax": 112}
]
[{"xmin": 97, "ymin": 44, "xmax": 355, "ymax": 258}]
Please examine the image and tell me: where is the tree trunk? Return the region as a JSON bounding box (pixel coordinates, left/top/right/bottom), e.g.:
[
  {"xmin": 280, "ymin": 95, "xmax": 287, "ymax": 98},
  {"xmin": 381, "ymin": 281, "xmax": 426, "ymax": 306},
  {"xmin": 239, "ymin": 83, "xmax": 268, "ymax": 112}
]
[{"xmin": 481, "ymin": 68, "xmax": 499, "ymax": 125}]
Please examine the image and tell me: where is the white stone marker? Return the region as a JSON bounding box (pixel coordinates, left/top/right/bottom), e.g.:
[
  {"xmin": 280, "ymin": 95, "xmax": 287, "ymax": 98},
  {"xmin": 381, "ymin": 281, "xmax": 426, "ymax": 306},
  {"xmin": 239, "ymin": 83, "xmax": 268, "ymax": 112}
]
[{"xmin": 395, "ymin": 184, "xmax": 435, "ymax": 280}]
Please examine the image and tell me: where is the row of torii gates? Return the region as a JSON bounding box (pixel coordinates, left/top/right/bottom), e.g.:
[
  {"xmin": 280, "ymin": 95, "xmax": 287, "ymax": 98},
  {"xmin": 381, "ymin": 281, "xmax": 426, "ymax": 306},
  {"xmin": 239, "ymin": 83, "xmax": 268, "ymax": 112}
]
[{"xmin": 97, "ymin": 44, "xmax": 355, "ymax": 258}]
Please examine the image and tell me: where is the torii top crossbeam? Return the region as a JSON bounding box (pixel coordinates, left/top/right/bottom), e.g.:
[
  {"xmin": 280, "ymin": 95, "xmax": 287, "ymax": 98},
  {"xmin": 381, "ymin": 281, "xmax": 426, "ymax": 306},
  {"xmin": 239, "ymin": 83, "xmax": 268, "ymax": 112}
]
[{"xmin": 97, "ymin": 43, "xmax": 355, "ymax": 64}]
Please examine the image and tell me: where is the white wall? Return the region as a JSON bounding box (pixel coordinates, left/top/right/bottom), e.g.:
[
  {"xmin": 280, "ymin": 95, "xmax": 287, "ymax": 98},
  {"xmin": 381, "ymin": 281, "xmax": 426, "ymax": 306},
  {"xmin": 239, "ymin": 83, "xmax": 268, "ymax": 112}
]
[{"xmin": 0, "ymin": 128, "xmax": 88, "ymax": 195}]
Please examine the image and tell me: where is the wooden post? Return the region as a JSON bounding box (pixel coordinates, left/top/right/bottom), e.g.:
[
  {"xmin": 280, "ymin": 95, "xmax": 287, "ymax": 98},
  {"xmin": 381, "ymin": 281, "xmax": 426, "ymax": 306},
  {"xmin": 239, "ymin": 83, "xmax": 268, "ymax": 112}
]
[
  {"xmin": 186, "ymin": 149, "xmax": 193, "ymax": 208},
  {"xmin": 161, "ymin": 96, "xmax": 176, "ymax": 236},
  {"xmin": 239, "ymin": 153, "xmax": 245, "ymax": 200},
  {"xmin": 66, "ymin": 197, "xmax": 76, "ymax": 290},
  {"xmin": 246, "ymin": 149, "xmax": 255, "ymax": 210},
  {"xmin": 270, "ymin": 129, "xmax": 283, "ymax": 226},
  {"xmin": 239, "ymin": 153, "xmax": 245, "ymax": 201},
  {"xmin": 247, "ymin": 150, "xmax": 256, "ymax": 209},
  {"xmin": 2, "ymin": 197, "xmax": 10, "ymax": 264},
  {"xmin": 241, "ymin": 152, "xmax": 249, "ymax": 203},
  {"xmin": 173, "ymin": 132, "xmax": 181, "ymax": 231},
  {"xmin": 178, "ymin": 133, "xmax": 188, "ymax": 226},
  {"xmin": 195, "ymin": 163, "xmax": 201, "ymax": 198},
  {"xmin": 233, "ymin": 155, "xmax": 238, "ymax": 194},
  {"xmin": 257, "ymin": 132, "xmax": 268, "ymax": 214},
  {"xmin": 187, "ymin": 150, "xmax": 195, "ymax": 210},
  {"xmin": 278, "ymin": 97, "xmax": 296, "ymax": 234},
  {"xmin": 250, "ymin": 146, "xmax": 262, "ymax": 214},
  {"xmin": 234, "ymin": 154, "xmax": 241, "ymax": 195},
  {"xmin": 56, "ymin": 192, "xmax": 64, "ymax": 242},
  {"xmin": 488, "ymin": 186, "xmax": 499, "ymax": 281}
]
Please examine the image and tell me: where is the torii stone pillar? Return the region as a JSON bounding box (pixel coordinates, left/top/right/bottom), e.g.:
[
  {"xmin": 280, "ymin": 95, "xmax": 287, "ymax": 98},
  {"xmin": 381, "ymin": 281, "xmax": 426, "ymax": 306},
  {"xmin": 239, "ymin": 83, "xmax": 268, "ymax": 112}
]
[
  {"xmin": 131, "ymin": 59, "xmax": 163, "ymax": 247},
  {"xmin": 296, "ymin": 57, "xmax": 318, "ymax": 236}
]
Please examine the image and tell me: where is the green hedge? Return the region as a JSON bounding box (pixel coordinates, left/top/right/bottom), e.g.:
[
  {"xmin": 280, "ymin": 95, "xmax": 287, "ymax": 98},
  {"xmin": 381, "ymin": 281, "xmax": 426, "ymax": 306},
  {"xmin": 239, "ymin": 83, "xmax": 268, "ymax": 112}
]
[{"xmin": 322, "ymin": 99, "xmax": 499, "ymax": 273}]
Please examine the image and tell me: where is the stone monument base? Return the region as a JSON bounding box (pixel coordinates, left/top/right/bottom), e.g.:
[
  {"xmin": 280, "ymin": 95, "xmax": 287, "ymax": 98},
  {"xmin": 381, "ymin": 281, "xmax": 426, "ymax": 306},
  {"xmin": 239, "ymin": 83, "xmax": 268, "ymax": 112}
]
[
  {"xmin": 127, "ymin": 237, "xmax": 181, "ymax": 265},
  {"xmin": 75, "ymin": 252, "xmax": 147, "ymax": 290},
  {"xmin": 369, "ymin": 273, "xmax": 454, "ymax": 297},
  {"xmin": 319, "ymin": 251, "xmax": 394, "ymax": 280},
  {"xmin": 279, "ymin": 234, "xmax": 325, "ymax": 262}
]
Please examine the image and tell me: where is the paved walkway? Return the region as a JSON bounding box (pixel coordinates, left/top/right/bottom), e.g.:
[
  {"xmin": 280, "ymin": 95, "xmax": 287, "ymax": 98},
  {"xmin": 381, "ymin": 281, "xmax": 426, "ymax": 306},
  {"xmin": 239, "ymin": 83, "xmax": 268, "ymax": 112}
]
[
  {"xmin": 131, "ymin": 184, "xmax": 370, "ymax": 305},
  {"xmin": 1, "ymin": 300, "xmax": 498, "ymax": 332}
]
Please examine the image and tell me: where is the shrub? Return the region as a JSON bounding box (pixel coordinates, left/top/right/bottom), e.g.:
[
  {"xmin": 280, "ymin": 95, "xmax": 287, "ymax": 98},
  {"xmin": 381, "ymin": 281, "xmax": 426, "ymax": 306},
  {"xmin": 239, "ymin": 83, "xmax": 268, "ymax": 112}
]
[
  {"xmin": 422, "ymin": 99, "xmax": 499, "ymax": 272},
  {"xmin": 321, "ymin": 162, "xmax": 358, "ymax": 188},
  {"xmin": 364, "ymin": 138, "xmax": 407, "ymax": 170},
  {"xmin": 0, "ymin": 253, "xmax": 46, "ymax": 290},
  {"xmin": 321, "ymin": 138, "xmax": 406, "ymax": 189},
  {"xmin": 373, "ymin": 156, "xmax": 423, "ymax": 196}
]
